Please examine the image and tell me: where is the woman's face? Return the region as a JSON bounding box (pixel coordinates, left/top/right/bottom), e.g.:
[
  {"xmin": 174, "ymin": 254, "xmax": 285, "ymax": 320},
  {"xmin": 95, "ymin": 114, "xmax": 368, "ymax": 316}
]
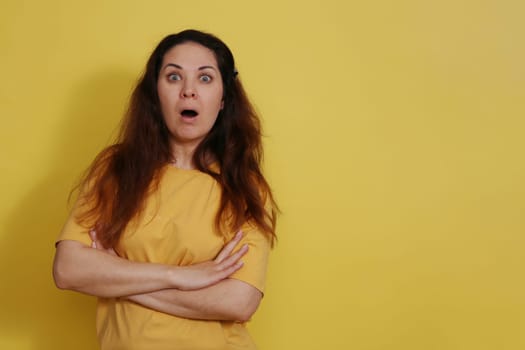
[{"xmin": 157, "ymin": 42, "xmax": 224, "ymax": 149}]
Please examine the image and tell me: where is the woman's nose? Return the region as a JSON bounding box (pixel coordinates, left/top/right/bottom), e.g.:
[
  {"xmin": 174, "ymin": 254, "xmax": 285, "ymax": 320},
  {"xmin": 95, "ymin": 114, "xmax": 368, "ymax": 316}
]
[{"xmin": 181, "ymin": 83, "xmax": 197, "ymax": 98}]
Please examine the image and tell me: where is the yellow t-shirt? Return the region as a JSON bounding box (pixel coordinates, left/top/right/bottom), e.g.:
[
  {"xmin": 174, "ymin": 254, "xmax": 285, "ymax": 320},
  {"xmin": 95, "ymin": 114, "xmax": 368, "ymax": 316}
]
[{"xmin": 58, "ymin": 165, "xmax": 271, "ymax": 350}]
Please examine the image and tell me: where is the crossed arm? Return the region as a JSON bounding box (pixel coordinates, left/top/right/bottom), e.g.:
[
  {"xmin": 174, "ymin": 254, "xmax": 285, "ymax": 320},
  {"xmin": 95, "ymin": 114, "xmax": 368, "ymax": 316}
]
[{"xmin": 53, "ymin": 231, "xmax": 262, "ymax": 322}]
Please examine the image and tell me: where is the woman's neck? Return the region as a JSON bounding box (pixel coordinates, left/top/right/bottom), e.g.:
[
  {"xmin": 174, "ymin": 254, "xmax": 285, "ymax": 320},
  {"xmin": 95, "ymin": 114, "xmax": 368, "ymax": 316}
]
[{"xmin": 171, "ymin": 143, "xmax": 197, "ymax": 170}]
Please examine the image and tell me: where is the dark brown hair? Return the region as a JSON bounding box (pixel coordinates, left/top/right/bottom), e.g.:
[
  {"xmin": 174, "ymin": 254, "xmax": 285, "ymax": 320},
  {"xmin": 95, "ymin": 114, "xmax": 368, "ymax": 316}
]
[{"xmin": 75, "ymin": 29, "xmax": 277, "ymax": 248}]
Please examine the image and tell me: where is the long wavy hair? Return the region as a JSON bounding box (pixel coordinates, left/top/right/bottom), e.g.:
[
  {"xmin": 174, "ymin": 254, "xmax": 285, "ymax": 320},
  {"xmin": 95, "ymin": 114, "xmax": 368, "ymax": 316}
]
[{"xmin": 75, "ymin": 29, "xmax": 277, "ymax": 248}]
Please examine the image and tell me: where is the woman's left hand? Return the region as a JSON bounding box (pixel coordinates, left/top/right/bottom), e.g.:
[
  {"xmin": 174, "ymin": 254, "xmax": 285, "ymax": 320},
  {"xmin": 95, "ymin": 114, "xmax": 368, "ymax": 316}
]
[
  {"xmin": 89, "ymin": 229, "xmax": 118, "ymax": 256},
  {"xmin": 168, "ymin": 230, "xmax": 248, "ymax": 291}
]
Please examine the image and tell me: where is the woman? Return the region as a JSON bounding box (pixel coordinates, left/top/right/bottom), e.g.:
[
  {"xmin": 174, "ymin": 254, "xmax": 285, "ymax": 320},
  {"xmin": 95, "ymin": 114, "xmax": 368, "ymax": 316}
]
[{"xmin": 53, "ymin": 29, "xmax": 277, "ymax": 350}]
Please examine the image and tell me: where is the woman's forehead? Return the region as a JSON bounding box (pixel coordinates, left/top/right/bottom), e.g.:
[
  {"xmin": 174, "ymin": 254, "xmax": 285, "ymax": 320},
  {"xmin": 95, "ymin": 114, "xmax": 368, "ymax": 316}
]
[{"xmin": 162, "ymin": 42, "xmax": 218, "ymax": 69}]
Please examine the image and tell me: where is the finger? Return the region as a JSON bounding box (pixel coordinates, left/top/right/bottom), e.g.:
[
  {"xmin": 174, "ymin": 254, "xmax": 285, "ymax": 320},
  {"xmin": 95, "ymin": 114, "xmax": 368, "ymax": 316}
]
[
  {"xmin": 218, "ymin": 260, "xmax": 244, "ymax": 279},
  {"xmin": 107, "ymin": 247, "xmax": 118, "ymax": 256},
  {"xmin": 89, "ymin": 229, "xmax": 106, "ymax": 251},
  {"xmin": 219, "ymin": 243, "xmax": 249, "ymax": 269},
  {"xmin": 89, "ymin": 230, "xmax": 97, "ymax": 248},
  {"xmin": 215, "ymin": 230, "xmax": 243, "ymax": 263}
]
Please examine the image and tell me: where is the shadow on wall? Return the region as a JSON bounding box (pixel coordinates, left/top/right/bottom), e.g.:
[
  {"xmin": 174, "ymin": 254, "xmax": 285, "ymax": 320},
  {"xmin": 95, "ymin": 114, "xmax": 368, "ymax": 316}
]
[{"xmin": 0, "ymin": 69, "xmax": 135, "ymax": 349}]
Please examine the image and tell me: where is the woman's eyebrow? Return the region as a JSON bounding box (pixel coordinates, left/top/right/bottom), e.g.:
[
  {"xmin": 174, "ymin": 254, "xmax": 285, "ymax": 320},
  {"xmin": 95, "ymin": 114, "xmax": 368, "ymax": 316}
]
[
  {"xmin": 163, "ymin": 63, "xmax": 183, "ymax": 70},
  {"xmin": 198, "ymin": 65, "xmax": 217, "ymax": 71},
  {"xmin": 163, "ymin": 63, "xmax": 217, "ymax": 71}
]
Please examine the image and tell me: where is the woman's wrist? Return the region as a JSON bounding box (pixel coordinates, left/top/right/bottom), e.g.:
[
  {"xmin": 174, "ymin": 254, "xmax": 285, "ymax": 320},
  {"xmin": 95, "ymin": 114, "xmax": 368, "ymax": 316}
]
[{"xmin": 167, "ymin": 266, "xmax": 182, "ymax": 289}]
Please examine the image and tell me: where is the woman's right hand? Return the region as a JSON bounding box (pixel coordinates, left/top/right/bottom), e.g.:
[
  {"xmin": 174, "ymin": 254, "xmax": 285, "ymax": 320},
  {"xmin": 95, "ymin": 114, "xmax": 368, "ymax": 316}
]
[{"xmin": 170, "ymin": 230, "xmax": 249, "ymax": 291}]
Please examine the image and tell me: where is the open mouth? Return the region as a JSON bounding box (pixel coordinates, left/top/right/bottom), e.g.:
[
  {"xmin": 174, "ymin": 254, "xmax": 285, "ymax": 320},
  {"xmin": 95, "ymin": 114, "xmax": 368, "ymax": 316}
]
[{"xmin": 181, "ymin": 109, "xmax": 198, "ymax": 118}]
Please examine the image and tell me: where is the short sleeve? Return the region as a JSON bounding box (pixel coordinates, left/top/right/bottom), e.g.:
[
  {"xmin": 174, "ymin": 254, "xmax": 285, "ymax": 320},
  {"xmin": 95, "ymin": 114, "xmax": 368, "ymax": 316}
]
[
  {"xmin": 228, "ymin": 224, "xmax": 272, "ymax": 294},
  {"xmin": 56, "ymin": 199, "xmax": 93, "ymax": 247}
]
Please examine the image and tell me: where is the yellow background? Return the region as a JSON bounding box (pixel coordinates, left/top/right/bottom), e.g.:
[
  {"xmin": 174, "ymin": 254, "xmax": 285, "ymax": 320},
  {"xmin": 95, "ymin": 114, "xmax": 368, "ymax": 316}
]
[{"xmin": 1, "ymin": 0, "xmax": 524, "ymax": 349}]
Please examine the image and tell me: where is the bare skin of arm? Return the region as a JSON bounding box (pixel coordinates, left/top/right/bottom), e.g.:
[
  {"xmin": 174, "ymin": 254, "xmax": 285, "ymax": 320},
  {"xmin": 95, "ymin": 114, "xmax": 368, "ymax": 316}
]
[
  {"xmin": 53, "ymin": 231, "xmax": 248, "ymax": 298},
  {"xmin": 126, "ymin": 279, "xmax": 262, "ymax": 322},
  {"xmin": 84, "ymin": 231, "xmax": 263, "ymax": 322}
]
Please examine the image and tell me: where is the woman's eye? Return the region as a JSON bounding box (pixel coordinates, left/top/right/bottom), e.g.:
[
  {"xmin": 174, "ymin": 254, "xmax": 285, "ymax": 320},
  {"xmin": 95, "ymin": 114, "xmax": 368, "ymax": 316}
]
[
  {"xmin": 200, "ymin": 75, "xmax": 212, "ymax": 83},
  {"xmin": 168, "ymin": 74, "xmax": 181, "ymax": 81}
]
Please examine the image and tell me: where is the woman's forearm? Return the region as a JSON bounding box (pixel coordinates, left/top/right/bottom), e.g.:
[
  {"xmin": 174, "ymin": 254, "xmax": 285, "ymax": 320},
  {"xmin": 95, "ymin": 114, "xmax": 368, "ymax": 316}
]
[
  {"xmin": 53, "ymin": 240, "xmax": 177, "ymax": 298},
  {"xmin": 53, "ymin": 233, "xmax": 247, "ymax": 298},
  {"xmin": 128, "ymin": 278, "xmax": 262, "ymax": 322}
]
